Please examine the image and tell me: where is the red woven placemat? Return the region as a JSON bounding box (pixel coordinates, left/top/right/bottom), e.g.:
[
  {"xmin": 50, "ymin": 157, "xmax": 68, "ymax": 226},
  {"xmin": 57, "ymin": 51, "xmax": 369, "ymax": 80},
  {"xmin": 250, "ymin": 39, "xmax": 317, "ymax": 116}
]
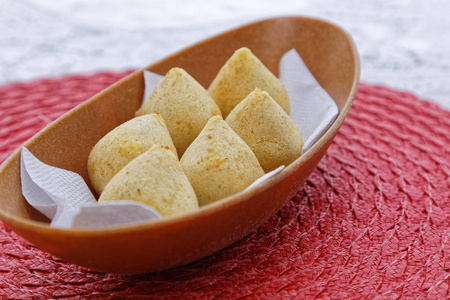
[{"xmin": 0, "ymin": 72, "xmax": 449, "ymax": 299}]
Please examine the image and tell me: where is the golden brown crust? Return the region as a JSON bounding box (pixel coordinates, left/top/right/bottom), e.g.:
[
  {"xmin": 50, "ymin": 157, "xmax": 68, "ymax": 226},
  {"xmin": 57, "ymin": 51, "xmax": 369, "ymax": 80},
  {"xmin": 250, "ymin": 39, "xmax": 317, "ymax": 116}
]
[
  {"xmin": 98, "ymin": 145, "xmax": 198, "ymax": 216},
  {"xmin": 180, "ymin": 116, "xmax": 264, "ymax": 206},
  {"xmin": 88, "ymin": 114, "xmax": 176, "ymax": 195},
  {"xmin": 226, "ymin": 89, "xmax": 303, "ymax": 172},
  {"xmin": 208, "ymin": 47, "xmax": 290, "ymax": 118},
  {"xmin": 136, "ymin": 67, "xmax": 222, "ymax": 156}
]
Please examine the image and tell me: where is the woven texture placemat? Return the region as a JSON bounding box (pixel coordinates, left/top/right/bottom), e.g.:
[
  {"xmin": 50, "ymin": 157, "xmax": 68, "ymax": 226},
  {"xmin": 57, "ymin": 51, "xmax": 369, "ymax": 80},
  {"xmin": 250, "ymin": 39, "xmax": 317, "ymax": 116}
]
[{"xmin": 0, "ymin": 72, "xmax": 449, "ymax": 299}]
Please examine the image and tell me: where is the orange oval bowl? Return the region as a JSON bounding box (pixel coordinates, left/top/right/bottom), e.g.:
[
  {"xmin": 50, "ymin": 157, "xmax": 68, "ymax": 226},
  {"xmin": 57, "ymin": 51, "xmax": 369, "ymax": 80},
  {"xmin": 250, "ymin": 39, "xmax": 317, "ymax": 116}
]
[{"xmin": 0, "ymin": 17, "xmax": 359, "ymax": 274}]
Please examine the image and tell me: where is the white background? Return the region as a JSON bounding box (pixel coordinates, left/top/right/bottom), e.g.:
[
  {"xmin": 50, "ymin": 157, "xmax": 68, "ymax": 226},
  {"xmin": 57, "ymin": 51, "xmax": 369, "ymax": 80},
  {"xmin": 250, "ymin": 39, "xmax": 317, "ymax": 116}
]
[{"xmin": 2, "ymin": 0, "xmax": 449, "ymax": 109}]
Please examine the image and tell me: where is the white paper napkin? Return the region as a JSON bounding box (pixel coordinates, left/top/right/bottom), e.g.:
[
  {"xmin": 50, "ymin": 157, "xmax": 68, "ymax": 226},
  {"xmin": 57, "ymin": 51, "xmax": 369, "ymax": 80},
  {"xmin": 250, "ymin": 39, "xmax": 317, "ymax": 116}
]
[
  {"xmin": 280, "ymin": 49, "xmax": 339, "ymax": 151},
  {"xmin": 142, "ymin": 71, "xmax": 164, "ymax": 104},
  {"xmin": 21, "ymin": 49, "xmax": 337, "ymax": 228},
  {"xmin": 20, "ymin": 147, "xmax": 161, "ymax": 229}
]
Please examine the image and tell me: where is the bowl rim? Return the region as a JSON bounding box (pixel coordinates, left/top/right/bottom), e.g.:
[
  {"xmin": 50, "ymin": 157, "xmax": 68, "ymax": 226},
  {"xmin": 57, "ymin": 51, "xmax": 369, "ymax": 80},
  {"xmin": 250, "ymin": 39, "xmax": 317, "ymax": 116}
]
[{"xmin": 0, "ymin": 16, "xmax": 360, "ymax": 235}]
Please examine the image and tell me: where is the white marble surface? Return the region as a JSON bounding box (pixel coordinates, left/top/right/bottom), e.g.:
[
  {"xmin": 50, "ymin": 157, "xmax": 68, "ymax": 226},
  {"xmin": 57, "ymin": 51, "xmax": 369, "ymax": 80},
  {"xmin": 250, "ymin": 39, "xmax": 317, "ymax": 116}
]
[{"xmin": 2, "ymin": 0, "xmax": 449, "ymax": 109}]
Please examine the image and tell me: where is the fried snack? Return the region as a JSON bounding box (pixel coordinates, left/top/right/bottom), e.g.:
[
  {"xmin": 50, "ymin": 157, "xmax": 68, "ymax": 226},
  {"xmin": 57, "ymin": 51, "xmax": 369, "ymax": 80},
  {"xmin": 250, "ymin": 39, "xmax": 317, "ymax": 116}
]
[
  {"xmin": 135, "ymin": 67, "xmax": 222, "ymax": 156},
  {"xmin": 88, "ymin": 114, "xmax": 176, "ymax": 195},
  {"xmin": 208, "ymin": 47, "xmax": 290, "ymax": 118},
  {"xmin": 226, "ymin": 89, "xmax": 303, "ymax": 172},
  {"xmin": 98, "ymin": 145, "xmax": 198, "ymax": 216},
  {"xmin": 180, "ymin": 116, "xmax": 264, "ymax": 206}
]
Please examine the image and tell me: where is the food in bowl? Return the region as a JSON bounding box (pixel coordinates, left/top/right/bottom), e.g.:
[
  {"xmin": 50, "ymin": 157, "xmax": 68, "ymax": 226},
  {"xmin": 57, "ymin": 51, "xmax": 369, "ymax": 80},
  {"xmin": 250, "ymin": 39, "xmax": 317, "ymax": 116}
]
[
  {"xmin": 225, "ymin": 88, "xmax": 303, "ymax": 172},
  {"xmin": 208, "ymin": 47, "xmax": 290, "ymax": 117},
  {"xmin": 99, "ymin": 145, "xmax": 198, "ymax": 216},
  {"xmin": 87, "ymin": 113, "xmax": 176, "ymax": 194},
  {"xmin": 88, "ymin": 47, "xmax": 297, "ymax": 213},
  {"xmin": 180, "ymin": 115, "xmax": 265, "ymax": 206},
  {"xmin": 136, "ymin": 67, "xmax": 221, "ymax": 156}
]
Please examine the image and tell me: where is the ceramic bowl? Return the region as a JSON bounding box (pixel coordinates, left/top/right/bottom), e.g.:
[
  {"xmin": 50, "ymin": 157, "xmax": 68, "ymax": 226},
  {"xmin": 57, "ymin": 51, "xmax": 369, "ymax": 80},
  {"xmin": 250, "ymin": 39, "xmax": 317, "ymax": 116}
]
[{"xmin": 0, "ymin": 17, "xmax": 359, "ymax": 274}]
